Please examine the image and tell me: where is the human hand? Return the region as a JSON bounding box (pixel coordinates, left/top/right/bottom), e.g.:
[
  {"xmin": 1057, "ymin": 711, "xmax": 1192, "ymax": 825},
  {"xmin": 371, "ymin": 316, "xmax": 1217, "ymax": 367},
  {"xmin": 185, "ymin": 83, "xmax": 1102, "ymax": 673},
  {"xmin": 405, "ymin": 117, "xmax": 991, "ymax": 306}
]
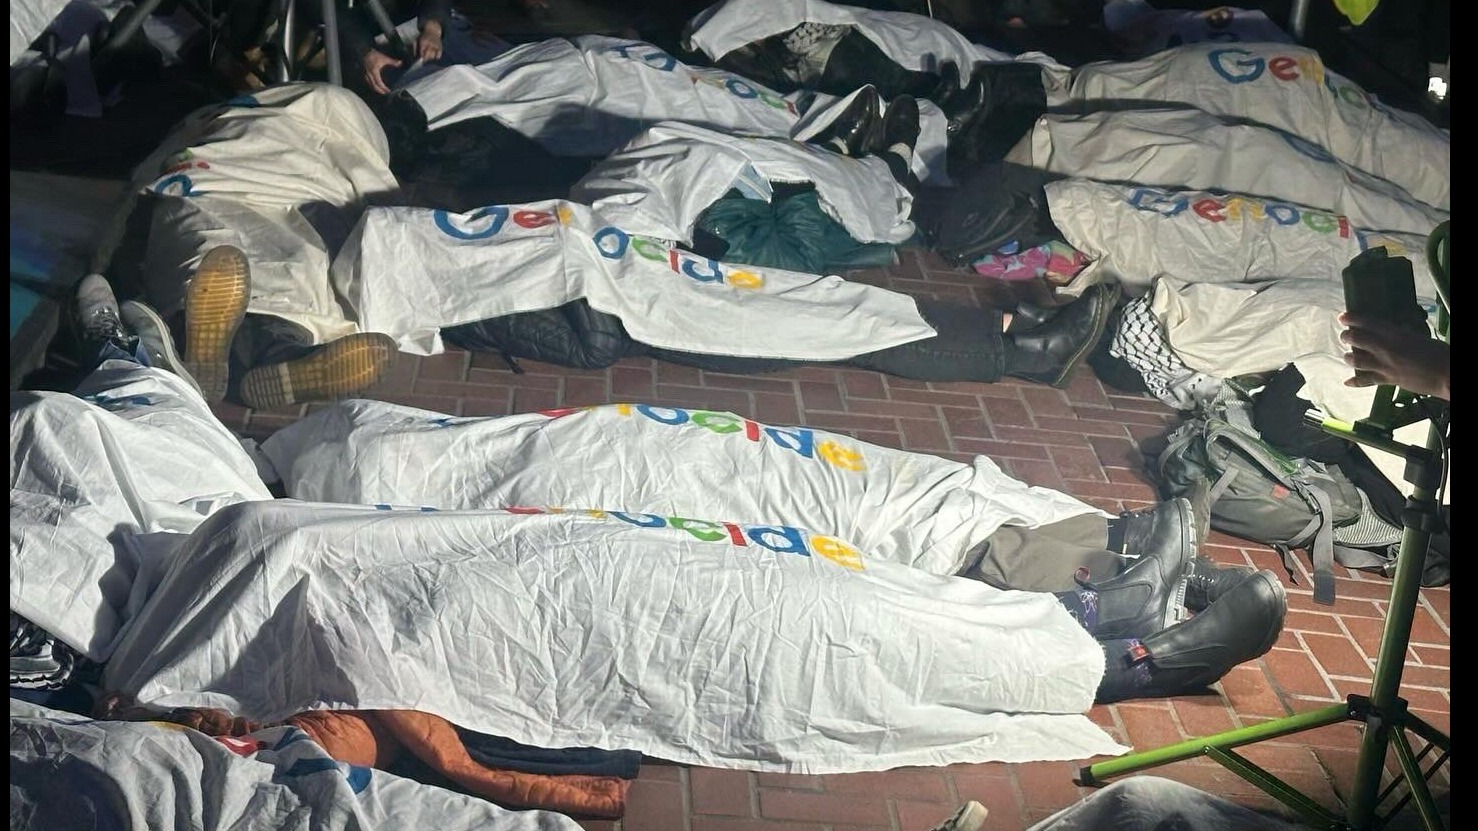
[
  {"xmin": 417, "ymin": 21, "xmax": 444, "ymax": 63},
  {"xmin": 1338, "ymin": 312, "xmax": 1450, "ymax": 400},
  {"xmin": 362, "ymin": 48, "xmax": 402, "ymax": 95}
]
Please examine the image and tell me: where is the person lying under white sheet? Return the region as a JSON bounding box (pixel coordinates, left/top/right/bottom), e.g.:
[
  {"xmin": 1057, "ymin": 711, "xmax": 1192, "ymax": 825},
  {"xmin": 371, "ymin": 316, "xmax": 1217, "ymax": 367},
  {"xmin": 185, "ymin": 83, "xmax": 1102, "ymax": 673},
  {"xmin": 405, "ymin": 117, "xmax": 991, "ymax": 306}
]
[
  {"xmin": 392, "ymin": 33, "xmax": 950, "ymax": 185},
  {"xmin": 10, "ymin": 274, "xmax": 1289, "ymax": 775}
]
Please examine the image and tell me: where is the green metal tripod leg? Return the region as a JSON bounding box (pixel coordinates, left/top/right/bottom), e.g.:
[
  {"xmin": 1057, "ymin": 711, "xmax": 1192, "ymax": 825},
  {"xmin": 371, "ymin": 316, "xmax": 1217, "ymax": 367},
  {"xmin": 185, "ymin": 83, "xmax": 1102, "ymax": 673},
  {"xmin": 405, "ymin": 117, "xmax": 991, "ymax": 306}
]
[{"xmin": 1077, "ymin": 703, "xmax": 1352, "ymax": 828}]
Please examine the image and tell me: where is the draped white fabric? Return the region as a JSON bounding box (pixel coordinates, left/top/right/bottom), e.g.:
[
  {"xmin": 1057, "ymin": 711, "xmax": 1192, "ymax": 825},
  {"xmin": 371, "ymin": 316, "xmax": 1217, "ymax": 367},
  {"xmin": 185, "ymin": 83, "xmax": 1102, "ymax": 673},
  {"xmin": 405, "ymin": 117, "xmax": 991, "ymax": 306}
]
[
  {"xmin": 104, "ymin": 500, "xmax": 1120, "ymax": 773},
  {"xmin": 570, "ymin": 120, "xmax": 915, "ymax": 246},
  {"xmin": 331, "ymin": 199, "xmax": 936, "ymax": 357},
  {"xmin": 9, "ymin": 362, "xmax": 271, "ymax": 661},
  {"xmin": 1006, "ymin": 107, "xmax": 1448, "ymax": 238},
  {"xmin": 1044, "ymin": 178, "xmax": 1438, "ymax": 298},
  {"xmin": 1068, "ymin": 42, "xmax": 1450, "ymax": 212},
  {"xmin": 262, "ymin": 399, "xmax": 1104, "ymax": 577},
  {"xmin": 132, "ymin": 83, "xmax": 400, "ymax": 344},
  {"xmin": 14, "ymin": 369, "xmax": 1122, "ymax": 773}
]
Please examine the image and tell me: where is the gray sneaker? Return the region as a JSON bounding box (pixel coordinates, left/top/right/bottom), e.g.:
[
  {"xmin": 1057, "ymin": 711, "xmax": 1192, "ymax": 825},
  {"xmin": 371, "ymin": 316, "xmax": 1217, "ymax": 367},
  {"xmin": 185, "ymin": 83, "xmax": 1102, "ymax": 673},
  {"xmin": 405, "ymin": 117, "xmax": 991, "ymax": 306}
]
[
  {"xmin": 121, "ymin": 300, "xmax": 204, "ymax": 400},
  {"xmin": 74, "ymin": 274, "xmax": 125, "ymax": 344}
]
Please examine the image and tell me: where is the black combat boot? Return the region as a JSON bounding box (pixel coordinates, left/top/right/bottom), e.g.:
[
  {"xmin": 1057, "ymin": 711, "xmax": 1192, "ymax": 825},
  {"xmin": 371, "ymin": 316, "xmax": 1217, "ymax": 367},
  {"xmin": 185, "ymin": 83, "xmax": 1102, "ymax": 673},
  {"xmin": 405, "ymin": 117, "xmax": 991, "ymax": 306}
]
[
  {"xmin": 1184, "ymin": 558, "xmax": 1257, "ymax": 613},
  {"xmin": 1109, "ymin": 499, "xmax": 1256, "ymax": 612},
  {"xmin": 1004, "ymin": 281, "xmax": 1120, "ymax": 388},
  {"xmin": 1106, "ymin": 498, "xmax": 1196, "ymax": 560},
  {"xmin": 1138, "ymin": 569, "xmax": 1288, "ymax": 694},
  {"xmin": 1075, "ymin": 499, "xmax": 1196, "ymax": 641}
]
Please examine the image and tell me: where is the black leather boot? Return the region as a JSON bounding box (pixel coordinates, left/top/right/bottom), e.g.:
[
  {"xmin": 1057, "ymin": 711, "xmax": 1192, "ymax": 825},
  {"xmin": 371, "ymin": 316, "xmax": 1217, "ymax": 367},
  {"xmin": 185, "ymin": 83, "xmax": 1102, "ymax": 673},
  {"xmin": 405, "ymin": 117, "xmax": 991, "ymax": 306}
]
[
  {"xmin": 944, "ymin": 62, "xmax": 1050, "ymax": 169},
  {"xmin": 1076, "ymin": 505, "xmax": 1194, "ymax": 641},
  {"xmin": 1184, "ymin": 559, "xmax": 1257, "ymax": 613},
  {"xmin": 1106, "ymin": 498, "xmax": 1196, "ymax": 559},
  {"xmin": 1004, "ymin": 301, "xmax": 1059, "ymax": 332},
  {"xmin": 1136, "ymin": 569, "xmax": 1288, "ymax": 695},
  {"xmin": 1107, "ymin": 499, "xmax": 1253, "ymax": 613},
  {"xmin": 807, "ymin": 85, "xmax": 883, "ymax": 158},
  {"xmin": 1004, "ymin": 281, "xmax": 1121, "ymax": 388}
]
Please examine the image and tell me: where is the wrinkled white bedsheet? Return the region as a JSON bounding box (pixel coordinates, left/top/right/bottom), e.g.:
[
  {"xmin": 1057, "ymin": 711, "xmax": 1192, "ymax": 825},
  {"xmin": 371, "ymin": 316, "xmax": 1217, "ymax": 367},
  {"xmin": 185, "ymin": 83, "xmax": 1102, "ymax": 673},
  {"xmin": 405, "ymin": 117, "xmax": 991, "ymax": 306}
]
[
  {"xmin": 1007, "ymin": 107, "xmax": 1448, "ymax": 239},
  {"xmin": 9, "ymin": 362, "xmax": 271, "ymax": 661},
  {"xmin": 13, "ymin": 367, "xmax": 1123, "ymax": 773},
  {"xmin": 331, "ymin": 198, "xmax": 936, "ymax": 357},
  {"xmin": 1068, "ymin": 42, "xmax": 1449, "ymax": 212},
  {"xmin": 132, "ymin": 83, "xmax": 400, "ymax": 344},
  {"xmin": 571, "ymin": 120, "xmax": 915, "ymax": 246},
  {"xmin": 262, "ymin": 398, "xmax": 1102, "ymax": 577},
  {"xmin": 103, "ymin": 500, "xmax": 1120, "ymax": 773}
]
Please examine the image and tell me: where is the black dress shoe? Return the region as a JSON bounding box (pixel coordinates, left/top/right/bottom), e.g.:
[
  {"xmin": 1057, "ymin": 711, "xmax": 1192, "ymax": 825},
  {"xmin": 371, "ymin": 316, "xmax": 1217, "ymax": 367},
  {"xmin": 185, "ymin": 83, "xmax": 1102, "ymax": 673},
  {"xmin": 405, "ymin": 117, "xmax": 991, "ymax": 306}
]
[
  {"xmin": 808, "ymin": 85, "xmax": 882, "ymax": 158},
  {"xmin": 1004, "ymin": 280, "xmax": 1121, "ymax": 387},
  {"xmin": 872, "ymin": 94, "xmax": 920, "ymax": 157},
  {"xmin": 1077, "ymin": 497, "xmax": 1195, "ymax": 641},
  {"xmin": 1137, "ymin": 569, "xmax": 1288, "ymax": 695}
]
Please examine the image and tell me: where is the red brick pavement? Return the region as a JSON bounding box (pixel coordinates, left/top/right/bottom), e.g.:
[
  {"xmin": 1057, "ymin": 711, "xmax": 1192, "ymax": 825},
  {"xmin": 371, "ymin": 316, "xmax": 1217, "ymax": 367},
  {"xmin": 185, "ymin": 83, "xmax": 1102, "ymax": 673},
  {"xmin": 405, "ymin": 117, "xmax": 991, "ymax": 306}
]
[{"xmin": 211, "ymin": 249, "xmax": 1450, "ymax": 831}]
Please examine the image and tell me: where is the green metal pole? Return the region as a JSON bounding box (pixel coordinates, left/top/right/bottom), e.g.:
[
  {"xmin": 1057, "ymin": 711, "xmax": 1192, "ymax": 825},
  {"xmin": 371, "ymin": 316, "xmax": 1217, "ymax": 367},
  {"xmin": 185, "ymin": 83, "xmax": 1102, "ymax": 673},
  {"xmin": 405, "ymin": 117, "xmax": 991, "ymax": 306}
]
[
  {"xmin": 1079, "ymin": 702, "xmax": 1350, "ymax": 784},
  {"xmin": 1206, "ymin": 746, "xmax": 1339, "ymax": 828},
  {"xmin": 1388, "ymin": 721, "xmax": 1444, "ymax": 831},
  {"xmin": 1344, "ymin": 422, "xmax": 1445, "ymax": 828}
]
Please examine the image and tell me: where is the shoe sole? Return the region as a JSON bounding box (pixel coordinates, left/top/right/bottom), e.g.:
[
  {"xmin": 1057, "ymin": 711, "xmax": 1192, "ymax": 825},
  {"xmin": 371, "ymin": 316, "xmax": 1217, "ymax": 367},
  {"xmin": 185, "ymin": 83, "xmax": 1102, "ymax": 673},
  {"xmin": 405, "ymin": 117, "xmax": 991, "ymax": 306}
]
[
  {"xmin": 1158, "ymin": 497, "xmax": 1195, "ymax": 631},
  {"xmin": 1047, "ymin": 281, "xmax": 1121, "ymax": 389},
  {"xmin": 183, "ymin": 246, "xmax": 251, "ymax": 404},
  {"xmin": 1244, "ymin": 569, "xmax": 1289, "ymax": 659},
  {"xmin": 120, "ymin": 300, "xmax": 203, "ymax": 400},
  {"xmin": 239, "ymin": 332, "xmax": 397, "ymax": 410}
]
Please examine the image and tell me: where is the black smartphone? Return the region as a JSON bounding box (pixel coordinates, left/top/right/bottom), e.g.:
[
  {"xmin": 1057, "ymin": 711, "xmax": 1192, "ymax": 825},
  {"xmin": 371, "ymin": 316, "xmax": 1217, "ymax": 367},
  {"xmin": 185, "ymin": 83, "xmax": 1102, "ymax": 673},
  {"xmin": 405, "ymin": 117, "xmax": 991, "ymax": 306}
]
[{"xmin": 1341, "ymin": 246, "xmax": 1427, "ymax": 332}]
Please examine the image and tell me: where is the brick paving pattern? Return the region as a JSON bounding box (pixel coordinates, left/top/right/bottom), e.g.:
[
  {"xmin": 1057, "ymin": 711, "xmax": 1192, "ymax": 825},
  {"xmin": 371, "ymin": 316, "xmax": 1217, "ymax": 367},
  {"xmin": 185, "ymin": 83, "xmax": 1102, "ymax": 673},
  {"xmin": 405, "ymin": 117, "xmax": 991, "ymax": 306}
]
[{"xmin": 212, "ymin": 250, "xmax": 1451, "ymax": 831}]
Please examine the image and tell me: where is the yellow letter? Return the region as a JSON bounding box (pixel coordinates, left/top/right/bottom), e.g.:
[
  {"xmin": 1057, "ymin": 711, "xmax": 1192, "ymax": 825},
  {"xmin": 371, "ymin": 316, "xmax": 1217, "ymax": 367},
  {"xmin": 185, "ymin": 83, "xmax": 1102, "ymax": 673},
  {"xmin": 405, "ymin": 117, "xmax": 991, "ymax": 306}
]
[
  {"xmin": 727, "ymin": 270, "xmax": 764, "ymax": 289},
  {"xmin": 812, "ymin": 536, "xmax": 864, "ymax": 570},
  {"xmin": 817, "ymin": 440, "xmax": 866, "ymax": 471}
]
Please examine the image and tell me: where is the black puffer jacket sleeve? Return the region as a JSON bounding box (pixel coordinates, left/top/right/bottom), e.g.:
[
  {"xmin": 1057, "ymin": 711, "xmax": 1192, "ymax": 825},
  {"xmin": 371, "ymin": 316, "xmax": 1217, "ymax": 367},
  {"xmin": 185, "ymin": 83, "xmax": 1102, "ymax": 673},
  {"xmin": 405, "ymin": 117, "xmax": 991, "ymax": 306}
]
[{"xmin": 442, "ymin": 301, "xmax": 637, "ymax": 370}]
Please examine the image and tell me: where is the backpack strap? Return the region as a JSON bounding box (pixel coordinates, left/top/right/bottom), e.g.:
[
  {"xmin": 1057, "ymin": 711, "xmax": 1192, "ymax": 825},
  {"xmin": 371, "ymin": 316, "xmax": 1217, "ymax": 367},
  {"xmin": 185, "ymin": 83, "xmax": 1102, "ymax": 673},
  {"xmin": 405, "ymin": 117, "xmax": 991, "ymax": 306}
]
[
  {"xmin": 1206, "ymin": 466, "xmax": 1238, "ymax": 505},
  {"xmin": 1305, "ymin": 487, "xmax": 1338, "ymax": 605},
  {"xmin": 1302, "ymin": 486, "xmax": 1397, "ymax": 604},
  {"xmin": 1332, "ymin": 543, "xmax": 1397, "ymax": 574}
]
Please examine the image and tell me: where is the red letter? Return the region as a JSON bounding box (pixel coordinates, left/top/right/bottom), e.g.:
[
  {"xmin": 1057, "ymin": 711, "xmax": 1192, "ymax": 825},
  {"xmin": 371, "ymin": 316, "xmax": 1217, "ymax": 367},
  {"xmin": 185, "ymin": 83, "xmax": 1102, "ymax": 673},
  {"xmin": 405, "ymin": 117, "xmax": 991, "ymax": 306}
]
[
  {"xmin": 513, "ymin": 210, "xmax": 556, "ymax": 229},
  {"xmin": 1268, "ymin": 56, "xmax": 1298, "ymax": 81}
]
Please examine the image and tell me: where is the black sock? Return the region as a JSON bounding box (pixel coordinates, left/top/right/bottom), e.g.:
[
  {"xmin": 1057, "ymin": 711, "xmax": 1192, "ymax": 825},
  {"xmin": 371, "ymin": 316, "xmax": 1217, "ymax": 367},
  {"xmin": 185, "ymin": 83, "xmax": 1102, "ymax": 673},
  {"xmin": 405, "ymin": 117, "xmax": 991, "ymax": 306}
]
[
  {"xmin": 1054, "ymin": 587, "xmax": 1100, "ymax": 635},
  {"xmin": 1094, "ymin": 638, "xmax": 1155, "ymax": 704}
]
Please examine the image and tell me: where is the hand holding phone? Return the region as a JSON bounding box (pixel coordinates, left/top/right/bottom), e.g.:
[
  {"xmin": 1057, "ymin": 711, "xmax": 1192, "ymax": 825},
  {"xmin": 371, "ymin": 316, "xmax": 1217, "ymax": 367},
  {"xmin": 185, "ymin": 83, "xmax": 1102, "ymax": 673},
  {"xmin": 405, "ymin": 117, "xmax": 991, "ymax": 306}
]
[
  {"xmin": 1339, "ymin": 247, "xmax": 1448, "ymax": 402},
  {"xmin": 1341, "ymin": 247, "xmax": 1426, "ymax": 333}
]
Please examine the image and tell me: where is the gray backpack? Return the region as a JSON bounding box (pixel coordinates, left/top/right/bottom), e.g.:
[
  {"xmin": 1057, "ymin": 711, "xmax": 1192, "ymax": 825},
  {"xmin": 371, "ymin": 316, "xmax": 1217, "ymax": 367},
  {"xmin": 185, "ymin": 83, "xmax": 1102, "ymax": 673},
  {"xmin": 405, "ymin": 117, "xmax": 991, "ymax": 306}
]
[{"xmin": 1155, "ymin": 391, "xmax": 1399, "ymax": 605}]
